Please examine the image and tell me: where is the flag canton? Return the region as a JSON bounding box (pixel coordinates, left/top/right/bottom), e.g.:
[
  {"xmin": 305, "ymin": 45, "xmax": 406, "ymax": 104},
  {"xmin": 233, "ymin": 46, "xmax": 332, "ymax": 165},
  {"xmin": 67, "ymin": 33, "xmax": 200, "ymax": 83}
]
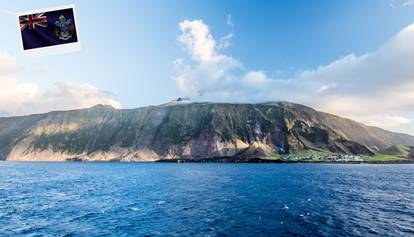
[{"xmin": 19, "ymin": 8, "xmax": 78, "ymax": 50}]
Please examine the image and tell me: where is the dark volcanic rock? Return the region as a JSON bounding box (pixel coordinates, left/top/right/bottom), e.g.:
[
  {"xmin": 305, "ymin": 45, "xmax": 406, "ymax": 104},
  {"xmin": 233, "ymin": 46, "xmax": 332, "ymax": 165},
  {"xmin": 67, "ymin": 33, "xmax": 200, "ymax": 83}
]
[{"xmin": 0, "ymin": 101, "xmax": 413, "ymax": 161}]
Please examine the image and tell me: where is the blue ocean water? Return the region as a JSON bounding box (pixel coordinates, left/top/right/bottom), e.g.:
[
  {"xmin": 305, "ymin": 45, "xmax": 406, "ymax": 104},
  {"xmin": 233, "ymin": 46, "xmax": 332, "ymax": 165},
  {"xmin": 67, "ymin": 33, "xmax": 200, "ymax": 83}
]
[{"xmin": 0, "ymin": 163, "xmax": 414, "ymax": 236}]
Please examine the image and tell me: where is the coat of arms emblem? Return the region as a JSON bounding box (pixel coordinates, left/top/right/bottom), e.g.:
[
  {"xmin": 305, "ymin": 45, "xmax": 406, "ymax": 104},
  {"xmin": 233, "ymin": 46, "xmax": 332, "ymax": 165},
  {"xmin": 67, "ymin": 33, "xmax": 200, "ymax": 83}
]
[{"xmin": 54, "ymin": 15, "xmax": 74, "ymax": 40}]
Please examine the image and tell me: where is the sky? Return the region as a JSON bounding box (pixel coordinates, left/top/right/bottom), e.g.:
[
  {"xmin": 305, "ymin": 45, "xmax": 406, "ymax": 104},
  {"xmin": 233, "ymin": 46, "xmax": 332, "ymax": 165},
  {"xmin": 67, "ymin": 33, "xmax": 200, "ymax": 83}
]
[{"xmin": 1, "ymin": 0, "xmax": 414, "ymax": 134}]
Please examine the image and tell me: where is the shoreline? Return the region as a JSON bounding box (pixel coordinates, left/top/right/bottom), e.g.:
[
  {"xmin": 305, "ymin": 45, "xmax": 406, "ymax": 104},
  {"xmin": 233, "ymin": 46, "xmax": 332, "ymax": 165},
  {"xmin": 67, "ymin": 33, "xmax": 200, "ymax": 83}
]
[
  {"xmin": 1, "ymin": 158, "xmax": 413, "ymax": 164},
  {"xmin": 156, "ymin": 158, "xmax": 414, "ymax": 164}
]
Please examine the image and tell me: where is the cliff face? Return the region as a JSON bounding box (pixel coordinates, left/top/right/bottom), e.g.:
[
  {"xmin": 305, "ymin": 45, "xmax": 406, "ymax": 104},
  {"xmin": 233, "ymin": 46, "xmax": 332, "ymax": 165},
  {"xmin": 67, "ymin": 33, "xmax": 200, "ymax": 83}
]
[{"xmin": 1, "ymin": 102, "xmax": 414, "ymax": 162}]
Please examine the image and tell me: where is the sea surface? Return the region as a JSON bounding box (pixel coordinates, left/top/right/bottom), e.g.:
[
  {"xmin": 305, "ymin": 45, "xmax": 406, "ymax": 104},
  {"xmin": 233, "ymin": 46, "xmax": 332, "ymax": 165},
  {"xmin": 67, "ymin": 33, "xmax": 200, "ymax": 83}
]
[{"xmin": 0, "ymin": 162, "xmax": 414, "ymax": 237}]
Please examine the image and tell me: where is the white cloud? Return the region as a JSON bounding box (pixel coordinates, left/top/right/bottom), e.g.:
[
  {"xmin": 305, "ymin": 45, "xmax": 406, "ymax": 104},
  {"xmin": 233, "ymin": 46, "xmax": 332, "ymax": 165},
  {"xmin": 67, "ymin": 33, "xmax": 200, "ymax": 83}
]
[
  {"xmin": 175, "ymin": 19, "xmax": 240, "ymax": 97},
  {"xmin": 218, "ymin": 14, "xmax": 234, "ymax": 50},
  {"xmin": 242, "ymin": 71, "xmax": 268, "ymax": 86},
  {"xmin": 390, "ymin": 0, "xmax": 414, "ymax": 8},
  {"xmin": 365, "ymin": 115, "xmax": 411, "ymax": 128},
  {"xmin": 0, "ymin": 53, "xmax": 121, "ymax": 116},
  {"xmin": 317, "ymin": 83, "xmax": 337, "ymax": 93},
  {"xmin": 31, "ymin": 81, "xmax": 122, "ymax": 113},
  {"xmin": 174, "ymin": 19, "xmax": 414, "ymax": 133},
  {"xmin": 403, "ymin": 0, "xmax": 414, "ymax": 6},
  {"xmin": 178, "ymin": 19, "xmax": 219, "ymax": 63}
]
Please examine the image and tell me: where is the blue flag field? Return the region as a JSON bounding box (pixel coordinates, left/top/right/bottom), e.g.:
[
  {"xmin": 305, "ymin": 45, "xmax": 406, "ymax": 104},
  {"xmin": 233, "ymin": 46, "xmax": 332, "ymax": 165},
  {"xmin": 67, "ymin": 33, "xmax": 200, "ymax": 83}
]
[{"xmin": 18, "ymin": 7, "xmax": 78, "ymax": 50}]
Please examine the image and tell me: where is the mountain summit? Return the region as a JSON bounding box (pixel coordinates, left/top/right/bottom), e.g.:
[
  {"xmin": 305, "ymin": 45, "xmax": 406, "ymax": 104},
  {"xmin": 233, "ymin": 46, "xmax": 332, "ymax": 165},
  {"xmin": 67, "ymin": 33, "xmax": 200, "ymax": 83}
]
[{"xmin": 1, "ymin": 102, "xmax": 413, "ymax": 162}]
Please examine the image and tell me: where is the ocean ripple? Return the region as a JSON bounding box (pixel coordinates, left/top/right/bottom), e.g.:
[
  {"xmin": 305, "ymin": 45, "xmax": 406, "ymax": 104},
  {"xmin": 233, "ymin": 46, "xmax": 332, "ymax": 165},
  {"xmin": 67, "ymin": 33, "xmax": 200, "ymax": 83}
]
[{"xmin": 0, "ymin": 162, "xmax": 414, "ymax": 236}]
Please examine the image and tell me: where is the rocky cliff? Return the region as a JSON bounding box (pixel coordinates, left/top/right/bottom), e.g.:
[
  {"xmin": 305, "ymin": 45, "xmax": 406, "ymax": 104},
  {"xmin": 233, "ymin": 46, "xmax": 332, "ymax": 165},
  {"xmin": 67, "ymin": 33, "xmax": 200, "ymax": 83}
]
[{"xmin": 1, "ymin": 101, "xmax": 414, "ymax": 161}]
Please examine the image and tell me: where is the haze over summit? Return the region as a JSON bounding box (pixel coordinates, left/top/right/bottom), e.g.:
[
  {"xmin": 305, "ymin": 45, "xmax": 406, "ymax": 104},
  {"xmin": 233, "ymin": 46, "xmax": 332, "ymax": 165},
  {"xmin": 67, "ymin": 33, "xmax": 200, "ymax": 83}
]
[{"xmin": 0, "ymin": 1, "xmax": 414, "ymax": 135}]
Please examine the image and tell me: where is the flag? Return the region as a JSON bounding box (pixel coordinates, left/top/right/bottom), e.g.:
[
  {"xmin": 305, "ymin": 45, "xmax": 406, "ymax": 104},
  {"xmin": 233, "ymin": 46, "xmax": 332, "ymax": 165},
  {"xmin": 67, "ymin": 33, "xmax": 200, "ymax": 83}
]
[{"xmin": 18, "ymin": 7, "xmax": 78, "ymax": 50}]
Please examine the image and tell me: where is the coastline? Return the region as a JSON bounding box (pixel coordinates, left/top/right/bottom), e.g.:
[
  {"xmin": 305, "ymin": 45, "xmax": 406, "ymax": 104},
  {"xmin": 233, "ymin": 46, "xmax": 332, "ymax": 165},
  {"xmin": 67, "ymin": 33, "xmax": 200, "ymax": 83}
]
[
  {"xmin": 1, "ymin": 157, "xmax": 413, "ymax": 164},
  {"xmin": 156, "ymin": 158, "xmax": 414, "ymax": 164}
]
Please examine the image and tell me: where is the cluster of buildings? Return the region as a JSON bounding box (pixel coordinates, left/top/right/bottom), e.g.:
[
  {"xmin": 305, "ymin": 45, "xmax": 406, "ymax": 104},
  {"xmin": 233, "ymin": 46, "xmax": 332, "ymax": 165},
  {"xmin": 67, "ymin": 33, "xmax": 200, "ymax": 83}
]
[{"xmin": 284, "ymin": 154, "xmax": 364, "ymax": 162}]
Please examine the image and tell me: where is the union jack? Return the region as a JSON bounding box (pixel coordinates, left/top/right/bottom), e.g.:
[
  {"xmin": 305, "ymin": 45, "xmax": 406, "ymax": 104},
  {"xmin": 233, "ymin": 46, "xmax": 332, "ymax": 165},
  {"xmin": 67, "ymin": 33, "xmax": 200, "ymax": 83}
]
[{"xmin": 19, "ymin": 13, "xmax": 48, "ymax": 30}]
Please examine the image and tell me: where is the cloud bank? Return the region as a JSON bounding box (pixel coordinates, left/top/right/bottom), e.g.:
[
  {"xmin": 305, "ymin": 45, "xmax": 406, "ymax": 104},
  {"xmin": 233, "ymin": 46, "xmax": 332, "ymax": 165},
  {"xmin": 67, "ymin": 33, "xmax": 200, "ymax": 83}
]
[
  {"xmin": 390, "ymin": 0, "xmax": 414, "ymax": 8},
  {"xmin": 0, "ymin": 53, "xmax": 121, "ymax": 116},
  {"xmin": 174, "ymin": 19, "xmax": 414, "ymax": 132}
]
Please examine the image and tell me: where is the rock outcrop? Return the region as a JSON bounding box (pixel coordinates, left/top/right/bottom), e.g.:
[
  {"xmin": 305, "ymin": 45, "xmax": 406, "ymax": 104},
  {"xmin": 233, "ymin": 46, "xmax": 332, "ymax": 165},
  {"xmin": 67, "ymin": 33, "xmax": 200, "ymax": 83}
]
[{"xmin": 1, "ymin": 102, "xmax": 414, "ymax": 161}]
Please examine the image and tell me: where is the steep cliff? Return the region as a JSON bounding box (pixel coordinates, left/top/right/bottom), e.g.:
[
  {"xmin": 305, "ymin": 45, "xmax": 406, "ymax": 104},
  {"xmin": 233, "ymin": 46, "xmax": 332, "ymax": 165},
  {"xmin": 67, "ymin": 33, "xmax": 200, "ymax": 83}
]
[{"xmin": 1, "ymin": 102, "xmax": 413, "ymax": 161}]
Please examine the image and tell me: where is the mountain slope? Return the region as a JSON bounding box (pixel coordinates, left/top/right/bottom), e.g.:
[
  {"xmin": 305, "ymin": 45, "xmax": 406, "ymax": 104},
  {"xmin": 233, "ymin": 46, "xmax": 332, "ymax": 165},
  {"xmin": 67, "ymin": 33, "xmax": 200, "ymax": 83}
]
[
  {"xmin": 366, "ymin": 145, "xmax": 414, "ymax": 162},
  {"xmin": 0, "ymin": 102, "xmax": 413, "ymax": 162},
  {"xmin": 318, "ymin": 113, "xmax": 414, "ymax": 150}
]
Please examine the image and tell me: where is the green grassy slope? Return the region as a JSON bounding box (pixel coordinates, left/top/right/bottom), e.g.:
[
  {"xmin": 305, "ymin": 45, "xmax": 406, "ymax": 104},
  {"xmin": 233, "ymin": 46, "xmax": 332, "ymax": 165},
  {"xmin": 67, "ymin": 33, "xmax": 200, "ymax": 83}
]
[{"xmin": 366, "ymin": 145, "xmax": 414, "ymax": 162}]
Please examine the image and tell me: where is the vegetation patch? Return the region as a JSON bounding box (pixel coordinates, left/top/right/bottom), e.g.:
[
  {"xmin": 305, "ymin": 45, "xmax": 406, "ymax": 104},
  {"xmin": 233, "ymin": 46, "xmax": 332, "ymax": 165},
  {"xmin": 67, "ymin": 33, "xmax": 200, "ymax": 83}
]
[{"xmin": 364, "ymin": 145, "xmax": 413, "ymax": 162}]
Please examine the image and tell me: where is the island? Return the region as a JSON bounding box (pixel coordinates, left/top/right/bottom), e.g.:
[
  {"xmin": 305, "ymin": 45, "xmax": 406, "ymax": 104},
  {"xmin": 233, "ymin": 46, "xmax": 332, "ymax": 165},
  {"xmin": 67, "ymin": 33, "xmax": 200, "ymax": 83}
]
[{"xmin": 1, "ymin": 100, "xmax": 413, "ymax": 163}]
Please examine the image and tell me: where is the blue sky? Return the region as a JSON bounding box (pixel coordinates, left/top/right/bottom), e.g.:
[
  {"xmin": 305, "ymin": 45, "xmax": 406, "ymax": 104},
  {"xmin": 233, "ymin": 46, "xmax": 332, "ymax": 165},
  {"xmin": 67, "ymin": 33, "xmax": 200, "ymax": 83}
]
[{"xmin": 1, "ymin": 0, "xmax": 414, "ymax": 134}]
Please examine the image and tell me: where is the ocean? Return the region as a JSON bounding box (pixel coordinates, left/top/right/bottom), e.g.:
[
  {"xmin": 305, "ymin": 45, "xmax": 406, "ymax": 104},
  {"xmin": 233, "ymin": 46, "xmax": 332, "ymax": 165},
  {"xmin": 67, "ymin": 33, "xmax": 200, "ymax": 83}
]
[{"xmin": 1, "ymin": 162, "xmax": 413, "ymax": 236}]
